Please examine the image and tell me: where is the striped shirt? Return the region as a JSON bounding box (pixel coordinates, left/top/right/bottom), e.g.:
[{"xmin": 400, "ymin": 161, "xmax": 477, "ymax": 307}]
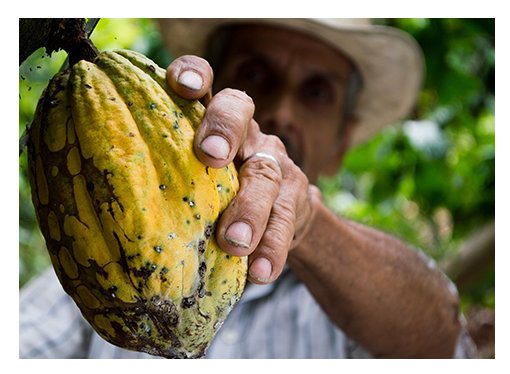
[{"xmin": 19, "ymin": 266, "xmax": 477, "ymax": 359}]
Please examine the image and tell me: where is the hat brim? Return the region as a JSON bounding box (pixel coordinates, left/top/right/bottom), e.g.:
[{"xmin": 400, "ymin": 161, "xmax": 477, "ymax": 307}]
[{"xmin": 156, "ymin": 18, "xmax": 424, "ymax": 146}]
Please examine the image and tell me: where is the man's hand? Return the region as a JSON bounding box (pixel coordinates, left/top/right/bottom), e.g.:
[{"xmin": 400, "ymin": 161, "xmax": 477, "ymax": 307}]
[{"xmin": 167, "ymin": 55, "xmax": 320, "ymax": 284}]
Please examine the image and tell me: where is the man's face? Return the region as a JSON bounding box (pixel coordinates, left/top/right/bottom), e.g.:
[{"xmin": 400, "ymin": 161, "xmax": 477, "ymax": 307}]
[{"xmin": 213, "ymin": 25, "xmax": 356, "ymax": 183}]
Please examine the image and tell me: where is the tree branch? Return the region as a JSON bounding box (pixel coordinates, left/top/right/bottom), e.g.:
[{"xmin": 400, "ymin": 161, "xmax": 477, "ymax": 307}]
[
  {"xmin": 19, "ymin": 18, "xmax": 101, "ymax": 158},
  {"xmin": 19, "ymin": 18, "xmax": 99, "ymax": 67},
  {"xmin": 440, "ymin": 220, "xmax": 495, "ymax": 293}
]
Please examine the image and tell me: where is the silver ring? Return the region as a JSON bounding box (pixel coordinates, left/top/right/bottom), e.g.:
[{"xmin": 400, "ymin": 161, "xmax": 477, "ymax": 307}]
[{"xmin": 242, "ymin": 152, "xmax": 283, "ymax": 174}]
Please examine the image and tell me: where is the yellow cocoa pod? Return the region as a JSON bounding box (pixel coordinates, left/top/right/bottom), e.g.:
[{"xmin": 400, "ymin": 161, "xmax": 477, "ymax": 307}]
[{"xmin": 26, "ymin": 50, "xmax": 247, "ymax": 359}]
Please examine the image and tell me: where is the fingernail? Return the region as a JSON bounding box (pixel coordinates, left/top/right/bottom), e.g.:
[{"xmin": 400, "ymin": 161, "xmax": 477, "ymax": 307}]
[
  {"xmin": 199, "ymin": 135, "xmax": 230, "ymax": 160},
  {"xmin": 177, "ymin": 70, "xmax": 203, "ymax": 91},
  {"xmin": 225, "ymin": 222, "xmax": 252, "ymax": 248},
  {"xmin": 249, "ymin": 257, "xmax": 272, "ymax": 283}
]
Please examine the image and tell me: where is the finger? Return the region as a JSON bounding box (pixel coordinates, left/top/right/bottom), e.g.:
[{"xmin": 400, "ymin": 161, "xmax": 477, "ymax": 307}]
[
  {"xmin": 166, "ymin": 55, "xmax": 213, "ymax": 102},
  {"xmin": 247, "ymin": 199, "xmax": 295, "ymax": 284},
  {"xmin": 194, "ymin": 89, "xmax": 255, "ymax": 169},
  {"xmin": 247, "ymin": 164, "xmax": 311, "ymax": 284},
  {"xmin": 215, "ymin": 141, "xmax": 284, "ymax": 258}
]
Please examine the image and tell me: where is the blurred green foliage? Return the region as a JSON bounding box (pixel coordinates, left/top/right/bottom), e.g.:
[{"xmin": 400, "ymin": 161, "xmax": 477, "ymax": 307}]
[
  {"xmin": 319, "ymin": 18, "xmax": 495, "ymax": 308},
  {"xmin": 19, "ymin": 19, "xmax": 495, "ymax": 310}
]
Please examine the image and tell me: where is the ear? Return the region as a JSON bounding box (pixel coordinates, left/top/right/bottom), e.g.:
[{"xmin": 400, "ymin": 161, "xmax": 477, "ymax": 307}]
[{"xmin": 322, "ymin": 116, "xmax": 359, "ymax": 177}]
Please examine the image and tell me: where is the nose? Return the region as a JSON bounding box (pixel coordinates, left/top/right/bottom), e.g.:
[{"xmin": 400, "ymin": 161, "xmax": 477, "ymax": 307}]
[
  {"xmin": 254, "ymin": 93, "xmax": 303, "ymax": 167},
  {"xmin": 256, "ymin": 94, "xmax": 297, "ymax": 136}
]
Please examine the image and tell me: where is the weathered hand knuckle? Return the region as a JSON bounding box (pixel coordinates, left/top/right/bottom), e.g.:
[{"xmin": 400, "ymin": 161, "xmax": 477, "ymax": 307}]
[
  {"xmin": 180, "ymin": 55, "xmax": 210, "ymax": 69},
  {"xmin": 265, "ymin": 134, "xmax": 285, "ymax": 151},
  {"xmin": 283, "ymin": 161, "xmax": 304, "ymax": 183},
  {"xmin": 241, "ymin": 91, "xmax": 255, "ymax": 107},
  {"xmin": 206, "ymin": 109, "xmax": 241, "ymax": 135},
  {"xmin": 222, "ymin": 88, "xmax": 252, "ymax": 102},
  {"xmin": 224, "ymin": 109, "xmax": 245, "ymax": 128},
  {"xmin": 243, "ymin": 160, "xmax": 282, "ymax": 184},
  {"xmin": 266, "ymin": 229, "xmax": 290, "ymax": 251},
  {"xmin": 232, "ymin": 90, "xmax": 255, "ymax": 115},
  {"xmin": 275, "ymin": 198, "xmax": 296, "ymax": 224},
  {"xmin": 297, "ymin": 168, "xmax": 309, "ymax": 187}
]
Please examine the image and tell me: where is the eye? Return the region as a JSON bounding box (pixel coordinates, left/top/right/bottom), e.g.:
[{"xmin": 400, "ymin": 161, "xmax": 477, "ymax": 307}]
[
  {"xmin": 234, "ymin": 59, "xmax": 272, "ymax": 92},
  {"xmin": 242, "ymin": 65, "xmax": 265, "ymax": 83},
  {"xmin": 308, "ymin": 85, "xmax": 330, "ymax": 100},
  {"xmin": 301, "ymin": 78, "xmax": 334, "ymax": 104}
]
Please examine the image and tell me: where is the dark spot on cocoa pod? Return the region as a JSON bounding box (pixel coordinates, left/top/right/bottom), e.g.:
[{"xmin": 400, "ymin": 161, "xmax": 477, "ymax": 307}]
[
  {"xmin": 150, "ymin": 296, "xmax": 179, "ymax": 326},
  {"xmin": 205, "ymin": 224, "xmax": 213, "ymax": 239},
  {"xmin": 198, "ymin": 240, "xmax": 206, "ymax": 254},
  {"xmin": 181, "ymin": 296, "xmax": 196, "ymax": 309},
  {"xmin": 198, "ymin": 283, "xmax": 206, "ymax": 298},
  {"xmin": 133, "ymin": 265, "xmax": 155, "ymax": 280},
  {"xmin": 198, "ymin": 262, "xmax": 207, "ymax": 278}
]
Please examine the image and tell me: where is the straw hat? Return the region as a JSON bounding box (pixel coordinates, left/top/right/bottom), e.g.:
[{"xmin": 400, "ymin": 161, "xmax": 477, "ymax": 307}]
[{"xmin": 157, "ymin": 18, "xmax": 424, "ymax": 146}]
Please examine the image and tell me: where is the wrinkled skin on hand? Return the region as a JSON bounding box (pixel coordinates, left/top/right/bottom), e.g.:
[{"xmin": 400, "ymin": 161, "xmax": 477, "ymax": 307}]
[{"xmin": 167, "ymin": 55, "xmax": 320, "ymax": 285}]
